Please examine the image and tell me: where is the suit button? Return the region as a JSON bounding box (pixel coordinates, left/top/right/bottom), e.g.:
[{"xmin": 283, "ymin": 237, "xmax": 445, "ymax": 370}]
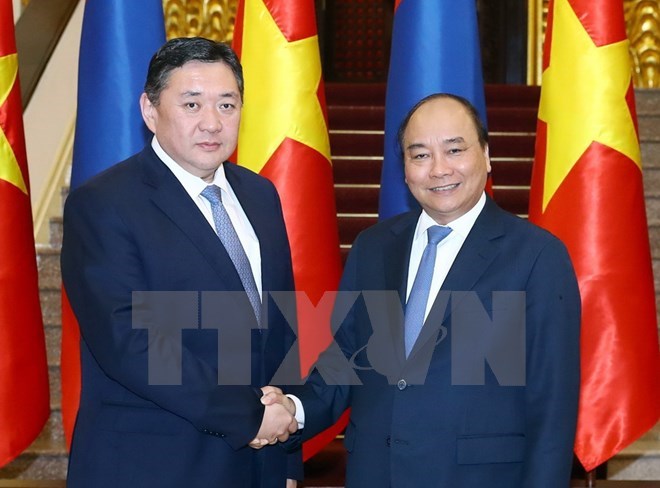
[
  {"xmin": 397, "ymin": 379, "xmax": 407, "ymax": 390},
  {"xmin": 386, "ymin": 436, "xmax": 391, "ymax": 447}
]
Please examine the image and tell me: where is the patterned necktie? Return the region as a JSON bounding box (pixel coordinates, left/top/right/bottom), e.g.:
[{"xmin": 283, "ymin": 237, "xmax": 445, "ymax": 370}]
[
  {"xmin": 201, "ymin": 185, "xmax": 261, "ymax": 326},
  {"xmin": 404, "ymin": 225, "xmax": 453, "ymax": 357}
]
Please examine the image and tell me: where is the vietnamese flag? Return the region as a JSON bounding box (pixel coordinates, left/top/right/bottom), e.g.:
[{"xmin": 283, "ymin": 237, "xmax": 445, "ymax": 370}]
[
  {"xmin": 529, "ymin": 0, "xmax": 660, "ymax": 471},
  {"xmin": 232, "ymin": 0, "xmax": 344, "ymax": 460},
  {"xmin": 0, "ymin": 0, "xmax": 50, "ymax": 467}
]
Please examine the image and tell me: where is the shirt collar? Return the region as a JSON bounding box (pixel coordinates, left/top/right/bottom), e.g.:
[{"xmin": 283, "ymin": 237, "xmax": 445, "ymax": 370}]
[
  {"xmin": 414, "ymin": 192, "xmax": 486, "ymax": 242},
  {"xmin": 151, "ymin": 136, "xmax": 229, "ymax": 199}
]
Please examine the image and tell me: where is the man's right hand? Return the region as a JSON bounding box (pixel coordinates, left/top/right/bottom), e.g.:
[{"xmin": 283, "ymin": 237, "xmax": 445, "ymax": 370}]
[{"xmin": 249, "ymin": 387, "xmax": 297, "ymax": 449}]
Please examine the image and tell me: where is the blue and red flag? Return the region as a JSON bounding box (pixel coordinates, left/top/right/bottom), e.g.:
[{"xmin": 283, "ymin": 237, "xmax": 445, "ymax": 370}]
[
  {"xmin": 62, "ymin": 0, "xmax": 165, "ymax": 445},
  {"xmin": 379, "ymin": 0, "xmax": 487, "ymax": 219}
]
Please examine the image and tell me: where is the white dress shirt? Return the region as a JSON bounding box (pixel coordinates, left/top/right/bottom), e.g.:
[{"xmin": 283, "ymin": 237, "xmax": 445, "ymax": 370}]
[
  {"xmin": 152, "ymin": 137, "xmax": 263, "ymax": 297},
  {"xmin": 405, "ymin": 192, "xmax": 486, "ymax": 321}
]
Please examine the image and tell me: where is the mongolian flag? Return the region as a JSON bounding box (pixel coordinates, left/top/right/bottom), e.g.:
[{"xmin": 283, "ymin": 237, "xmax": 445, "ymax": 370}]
[
  {"xmin": 379, "ymin": 0, "xmax": 487, "ymax": 220},
  {"xmin": 61, "ymin": 0, "xmax": 165, "ymax": 446},
  {"xmin": 529, "ymin": 0, "xmax": 660, "ymax": 471}
]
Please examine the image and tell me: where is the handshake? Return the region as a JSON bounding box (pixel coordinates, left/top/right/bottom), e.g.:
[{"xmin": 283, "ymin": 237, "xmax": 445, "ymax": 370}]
[{"xmin": 249, "ymin": 386, "xmax": 298, "ymax": 449}]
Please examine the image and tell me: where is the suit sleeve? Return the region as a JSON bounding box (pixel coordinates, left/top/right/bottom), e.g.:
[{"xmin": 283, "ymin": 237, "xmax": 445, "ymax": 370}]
[
  {"xmin": 291, "ymin": 234, "xmax": 365, "ymax": 441},
  {"xmin": 61, "ymin": 187, "xmax": 264, "ymax": 450},
  {"xmin": 522, "ymin": 238, "xmax": 581, "ymax": 486}
]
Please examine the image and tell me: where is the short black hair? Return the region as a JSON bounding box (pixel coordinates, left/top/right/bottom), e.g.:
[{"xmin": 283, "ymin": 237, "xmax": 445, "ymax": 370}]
[
  {"xmin": 396, "ymin": 93, "xmax": 488, "ymax": 158},
  {"xmin": 144, "ymin": 37, "xmax": 244, "ymax": 106}
]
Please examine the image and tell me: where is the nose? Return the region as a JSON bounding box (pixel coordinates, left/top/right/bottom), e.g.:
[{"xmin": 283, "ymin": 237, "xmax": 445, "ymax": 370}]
[
  {"xmin": 199, "ymin": 106, "xmax": 222, "ymax": 133},
  {"xmin": 429, "ymin": 153, "xmax": 452, "ymax": 177}
]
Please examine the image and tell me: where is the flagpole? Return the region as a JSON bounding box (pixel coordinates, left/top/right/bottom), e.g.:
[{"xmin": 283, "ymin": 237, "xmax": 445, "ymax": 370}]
[{"xmin": 585, "ymin": 469, "xmax": 596, "ymax": 487}]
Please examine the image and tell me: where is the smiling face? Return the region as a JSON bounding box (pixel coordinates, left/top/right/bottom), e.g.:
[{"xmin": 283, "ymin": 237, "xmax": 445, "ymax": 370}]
[
  {"xmin": 403, "ymin": 97, "xmax": 491, "ymax": 225},
  {"xmin": 140, "ymin": 60, "xmax": 242, "ymax": 182}
]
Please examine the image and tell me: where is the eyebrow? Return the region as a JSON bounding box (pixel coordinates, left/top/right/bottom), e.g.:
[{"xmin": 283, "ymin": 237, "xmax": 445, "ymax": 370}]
[
  {"xmin": 180, "ymin": 90, "xmax": 239, "ymax": 99},
  {"xmin": 405, "ymin": 136, "xmax": 467, "ymax": 151},
  {"xmin": 444, "ymin": 137, "xmax": 466, "ymax": 144},
  {"xmin": 405, "ymin": 142, "xmax": 427, "ymax": 152}
]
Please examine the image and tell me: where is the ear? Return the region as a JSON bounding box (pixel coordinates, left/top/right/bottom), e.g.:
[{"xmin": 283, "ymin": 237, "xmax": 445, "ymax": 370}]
[
  {"xmin": 484, "ymin": 144, "xmax": 492, "ymax": 173},
  {"xmin": 140, "ymin": 93, "xmax": 157, "ymax": 133}
]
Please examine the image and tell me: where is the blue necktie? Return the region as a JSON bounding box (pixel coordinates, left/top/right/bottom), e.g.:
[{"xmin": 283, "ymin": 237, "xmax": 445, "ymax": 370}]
[
  {"xmin": 201, "ymin": 185, "xmax": 261, "ymax": 326},
  {"xmin": 404, "ymin": 225, "xmax": 452, "ymax": 357}
]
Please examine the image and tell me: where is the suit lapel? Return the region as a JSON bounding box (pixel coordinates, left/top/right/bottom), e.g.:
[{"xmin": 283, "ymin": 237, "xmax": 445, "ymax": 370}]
[
  {"xmin": 408, "ymin": 197, "xmax": 505, "ymax": 358},
  {"xmin": 383, "ymin": 213, "xmax": 418, "ymax": 364},
  {"xmin": 139, "ymin": 149, "xmax": 244, "ymax": 289}
]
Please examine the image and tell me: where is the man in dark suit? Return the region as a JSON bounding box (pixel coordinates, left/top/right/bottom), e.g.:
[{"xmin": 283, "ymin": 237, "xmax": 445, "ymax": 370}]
[
  {"xmin": 61, "ymin": 37, "xmax": 300, "ymax": 488},
  {"xmin": 265, "ymin": 93, "xmax": 581, "ymax": 487}
]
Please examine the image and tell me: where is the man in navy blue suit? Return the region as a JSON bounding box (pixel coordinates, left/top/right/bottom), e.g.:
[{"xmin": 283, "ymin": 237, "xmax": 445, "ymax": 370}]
[
  {"xmin": 61, "ymin": 38, "xmax": 300, "ymax": 487},
  {"xmin": 264, "ymin": 93, "xmax": 581, "ymax": 487}
]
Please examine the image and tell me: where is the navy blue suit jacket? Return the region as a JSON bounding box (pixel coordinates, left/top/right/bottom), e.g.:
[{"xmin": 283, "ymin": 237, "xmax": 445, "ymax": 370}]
[
  {"xmin": 297, "ymin": 197, "xmax": 581, "ymax": 488},
  {"xmin": 61, "ymin": 145, "xmax": 300, "ymax": 487}
]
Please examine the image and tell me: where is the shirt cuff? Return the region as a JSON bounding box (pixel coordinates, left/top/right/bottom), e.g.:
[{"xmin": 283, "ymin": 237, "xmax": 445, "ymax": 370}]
[{"xmin": 286, "ymin": 394, "xmax": 305, "ymax": 429}]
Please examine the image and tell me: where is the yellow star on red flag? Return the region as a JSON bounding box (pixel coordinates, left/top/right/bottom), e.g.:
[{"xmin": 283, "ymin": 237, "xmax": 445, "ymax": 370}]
[
  {"xmin": 537, "ymin": 0, "xmax": 639, "ymax": 211},
  {"xmin": 237, "ymin": 0, "xmax": 331, "ymax": 173},
  {"xmin": 0, "ymin": 51, "xmax": 28, "ymax": 195}
]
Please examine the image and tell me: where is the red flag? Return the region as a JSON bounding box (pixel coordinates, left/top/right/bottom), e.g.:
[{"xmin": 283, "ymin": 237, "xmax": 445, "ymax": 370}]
[
  {"xmin": 529, "ymin": 0, "xmax": 660, "ymax": 471},
  {"xmin": 0, "ymin": 0, "xmax": 50, "ymax": 467},
  {"xmin": 232, "ymin": 0, "xmax": 345, "ymax": 460}
]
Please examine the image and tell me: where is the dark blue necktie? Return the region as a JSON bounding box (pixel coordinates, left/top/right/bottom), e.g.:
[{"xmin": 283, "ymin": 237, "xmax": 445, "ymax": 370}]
[
  {"xmin": 201, "ymin": 185, "xmax": 261, "ymax": 326},
  {"xmin": 404, "ymin": 225, "xmax": 452, "ymax": 357}
]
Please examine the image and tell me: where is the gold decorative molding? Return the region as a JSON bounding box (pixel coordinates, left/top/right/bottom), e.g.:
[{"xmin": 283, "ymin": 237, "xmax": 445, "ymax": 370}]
[
  {"xmin": 526, "ymin": 0, "xmax": 548, "ymax": 85},
  {"xmin": 528, "ymin": 0, "xmax": 660, "ymax": 87},
  {"xmin": 625, "ymin": 0, "xmax": 660, "ymax": 87},
  {"xmin": 162, "ymin": 0, "xmax": 238, "ymax": 43}
]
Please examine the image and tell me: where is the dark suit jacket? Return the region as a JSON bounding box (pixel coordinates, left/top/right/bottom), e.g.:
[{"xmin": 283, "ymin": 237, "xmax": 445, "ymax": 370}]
[
  {"xmin": 61, "ymin": 145, "xmax": 300, "ymax": 487},
  {"xmin": 297, "ymin": 197, "xmax": 581, "ymax": 488}
]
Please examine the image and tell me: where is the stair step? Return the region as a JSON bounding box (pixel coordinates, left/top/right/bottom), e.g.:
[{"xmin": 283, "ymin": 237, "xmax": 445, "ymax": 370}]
[
  {"xmin": 489, "ymin": 133, "xmax": 537, "ymax": 158},
  {"xmin": 0, "ymin": 452, "xmax": 67, "ymax": 481},
  {"xmin": 492, "ymin": 187, "xmax": 530, "ymax": 217},
  {"xmin": 327, "ymin": 106, "xmax": 539, "ymax": 134},
  {"xmin": 334, "ymin": 185, "xmax": 379, "ymax": 214},
  {"xmin": 48, "ymin": 218, "xmax": 62, "ymax": 250},
  {"xmin": 328, "ymin": 106, "xmax": 385, "ymax": 131},
  {"xmin": 326, "ymin": 83, "xmax": 541, "ymax": 110},
  {"xmin": 487, "ymin": 107, "xmax": 539, "ymax": 132},
  {"xmin": 338, "ymin": 215, "xmax": 378, "ymax": 246},
  {"xmin": 643, "ymin": 142, "xmax": 660, "ymax": 169},
  {"xmin": 48, "ymin": 366, "xmax": 61, "ymax": 412},
  {"xmin": 29, "ymin": 413, "xmax": 65, "ymax": 451},
  {"xmin": 36, "ymin": 248, "xmax": 61, "ymax": 291},
  {"xmin": 45, "ymin": 326, "xmax": 61, "ymax": 368},
  {"xmin": 330, "ymin": 131, "xmax": 383, "ymax": 157},
  {"xmin": 485, "ymin": 84, "xmax": 541, "ymax": 107},
  {"xmin": 491, "ymin": 159, "xmax": 533, "ymax": 186},
  {"xmin": 39, "ymin": 289, "xmax": 61, "ymax": 328},
  {"xmin": 0, "ymin": 412, "xmax": 67, "ymax": 480},
  {"xmin": 608, "ymin": 439, "xmax": 660, "ymax": 481},
  {"xmin": 326, "ymin": 82, "xmax": 387, "ymax": 106},
  {"xmin": 333, "ymin": 157, "xmax": 383, "ymax": 184}
]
